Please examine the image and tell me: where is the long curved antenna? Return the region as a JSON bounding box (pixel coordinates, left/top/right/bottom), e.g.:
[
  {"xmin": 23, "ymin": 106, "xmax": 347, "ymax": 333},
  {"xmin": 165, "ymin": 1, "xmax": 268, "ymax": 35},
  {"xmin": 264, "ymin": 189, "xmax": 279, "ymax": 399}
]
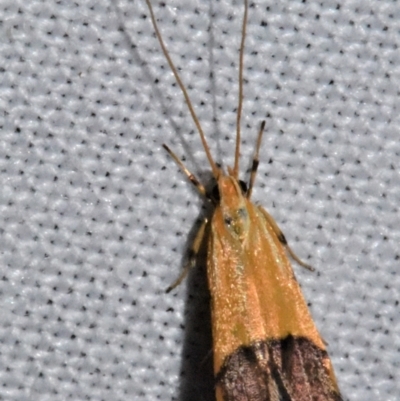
[
  {"xmin": 145, "ymin": 0, "xmax": 219, "ymax": 179},
  {"xmin": 233, "ymin": 0, "xmax": 249, "ymax": 178}
]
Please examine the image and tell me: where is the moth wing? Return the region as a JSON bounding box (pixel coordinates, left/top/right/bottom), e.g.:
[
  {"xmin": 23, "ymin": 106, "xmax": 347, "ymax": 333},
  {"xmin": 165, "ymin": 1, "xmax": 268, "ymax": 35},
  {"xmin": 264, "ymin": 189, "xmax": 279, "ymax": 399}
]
[{"xmin": 208, "ymin": 202, "xmax": 342, "ymax": 401}]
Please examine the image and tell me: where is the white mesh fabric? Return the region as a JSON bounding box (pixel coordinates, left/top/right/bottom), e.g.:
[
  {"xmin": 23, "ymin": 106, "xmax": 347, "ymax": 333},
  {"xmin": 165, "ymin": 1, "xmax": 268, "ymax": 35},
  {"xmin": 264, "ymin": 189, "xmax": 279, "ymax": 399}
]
[{"xmin": 0, "ymin": 0, "xmax": 399, "ymax": 400}]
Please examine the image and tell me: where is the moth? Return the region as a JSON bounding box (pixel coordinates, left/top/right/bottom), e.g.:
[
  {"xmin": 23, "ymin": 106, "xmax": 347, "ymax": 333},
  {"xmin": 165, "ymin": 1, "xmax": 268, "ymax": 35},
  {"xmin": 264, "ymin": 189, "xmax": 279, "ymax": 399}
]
[{"xmin": 144, "ymin": 0, "xmax": 343, "ymax": 400}]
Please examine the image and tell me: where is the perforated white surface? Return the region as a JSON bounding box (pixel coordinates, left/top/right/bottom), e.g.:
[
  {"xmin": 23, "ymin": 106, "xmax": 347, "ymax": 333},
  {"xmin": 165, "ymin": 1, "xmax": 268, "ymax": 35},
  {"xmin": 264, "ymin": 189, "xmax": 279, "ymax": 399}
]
[{"xmin": 0, "ymin": 0, "xmax": 399, "ymax": 400}]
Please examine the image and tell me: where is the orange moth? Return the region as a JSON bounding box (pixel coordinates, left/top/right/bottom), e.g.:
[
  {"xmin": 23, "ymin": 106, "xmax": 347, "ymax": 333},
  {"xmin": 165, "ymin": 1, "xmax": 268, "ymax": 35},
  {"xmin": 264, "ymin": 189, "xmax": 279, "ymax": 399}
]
[{"xmin": 144, "ymin": 0, "xmax": 343, "ymax": 400}]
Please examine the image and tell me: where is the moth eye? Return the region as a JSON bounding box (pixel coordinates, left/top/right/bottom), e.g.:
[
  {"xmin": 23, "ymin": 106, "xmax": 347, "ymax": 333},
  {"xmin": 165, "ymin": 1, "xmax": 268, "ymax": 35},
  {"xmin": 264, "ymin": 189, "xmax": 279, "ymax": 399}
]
[
  {"xmin": 239, "ymin": 180, "xmax": 247, "ymax": 195},
  {"xmin": 211, "ymin": 185, "xmax": 220, "ymax": 202}
]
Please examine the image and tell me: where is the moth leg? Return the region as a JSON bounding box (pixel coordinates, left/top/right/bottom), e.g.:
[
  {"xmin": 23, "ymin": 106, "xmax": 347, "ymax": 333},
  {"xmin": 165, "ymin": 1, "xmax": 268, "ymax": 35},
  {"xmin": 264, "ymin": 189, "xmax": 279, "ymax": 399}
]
[
  {"xmin": 163, "ymin": 144, "xmax": 207, "ymax": 197},
  {"xmin": 247, "ymin": 120, "xmax": 266, "ymax": 199},
  {"xmin": 258, "ymin": 206, "xmax": 314, "ymax": 271},
  {"xmin": 166, "ymin": 218, "xmax": 208, "ymax": 293}
]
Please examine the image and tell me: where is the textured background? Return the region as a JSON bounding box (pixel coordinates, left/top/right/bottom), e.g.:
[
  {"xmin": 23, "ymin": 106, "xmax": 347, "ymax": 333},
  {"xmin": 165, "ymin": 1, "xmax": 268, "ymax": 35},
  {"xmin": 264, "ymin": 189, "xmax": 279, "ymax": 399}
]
[{"xmin": 0, "ymin": 0, "xmax": 399, "ymax": 400}]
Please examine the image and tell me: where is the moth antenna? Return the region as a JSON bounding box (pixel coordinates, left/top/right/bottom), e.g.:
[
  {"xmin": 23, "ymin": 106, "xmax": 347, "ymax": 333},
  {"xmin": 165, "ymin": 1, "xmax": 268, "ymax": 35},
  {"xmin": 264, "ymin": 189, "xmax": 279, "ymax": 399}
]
[
  {"xmin": 145, "ymin": 0, "xmax": 219, "ymax": 179},
  {"xmin": 233, "ymin": 0, "xmax": 249, "ymax": 178}
]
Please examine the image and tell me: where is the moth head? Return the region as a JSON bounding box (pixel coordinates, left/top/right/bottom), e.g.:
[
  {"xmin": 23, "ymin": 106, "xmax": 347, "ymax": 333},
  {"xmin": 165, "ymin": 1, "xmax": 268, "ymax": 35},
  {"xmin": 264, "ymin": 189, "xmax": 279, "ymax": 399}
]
[{"xmin": 216, "ymin": 174, "xmax": 249, "ymax": 240}]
